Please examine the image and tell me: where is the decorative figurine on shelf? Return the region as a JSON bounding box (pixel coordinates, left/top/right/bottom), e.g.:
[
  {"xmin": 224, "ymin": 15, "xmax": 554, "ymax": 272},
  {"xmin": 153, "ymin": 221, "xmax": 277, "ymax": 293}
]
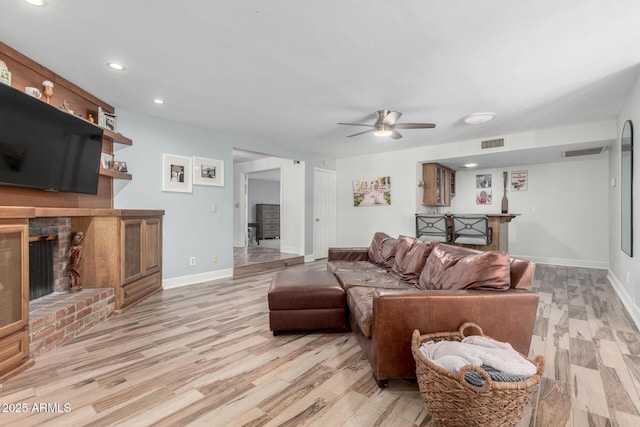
[
  {"xmin": 88, "ymin": 113, "xmax": 95, "ymax": 123},
  {"xmin": 67, "ymin": 232, "xmax": 84, "ymax": 293},
  {"xmin": 42, "ymin": 80, "xmax": 54, "ymax": 103},
  {"xmin": 60, "ymin": 99, "xmax": 74, "ymax": 114}
]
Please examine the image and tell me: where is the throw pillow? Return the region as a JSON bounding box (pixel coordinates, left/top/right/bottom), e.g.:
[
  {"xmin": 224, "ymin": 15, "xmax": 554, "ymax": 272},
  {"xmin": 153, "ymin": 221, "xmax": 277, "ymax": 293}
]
[
  {"xmin": 380, "ymin": 236, "xmax": 399, "ymax": 269},
  {"xmin": 392, "ymin": 238, "xmax": 437, "ymax": 284},
  {"xmin": 419, "ymin": 245, "xmax": 511, "ymax": 291},
  {"xmin": 368, "ymin": 232, "xmax": 392, "ymax": 266}
]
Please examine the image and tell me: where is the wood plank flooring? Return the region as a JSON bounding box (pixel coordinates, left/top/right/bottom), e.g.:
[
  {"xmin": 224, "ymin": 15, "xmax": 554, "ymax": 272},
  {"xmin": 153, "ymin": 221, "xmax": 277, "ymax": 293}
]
[{"xmin": 1, "ymin": 261, "xmax": 639, "ymax": 426}]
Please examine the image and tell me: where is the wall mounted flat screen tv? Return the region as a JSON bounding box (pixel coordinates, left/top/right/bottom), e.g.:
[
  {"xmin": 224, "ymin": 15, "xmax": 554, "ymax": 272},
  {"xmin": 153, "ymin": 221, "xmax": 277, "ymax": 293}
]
[{"xmin": 0, "ymin": 83, "xmax": 104, "ymax": 195}]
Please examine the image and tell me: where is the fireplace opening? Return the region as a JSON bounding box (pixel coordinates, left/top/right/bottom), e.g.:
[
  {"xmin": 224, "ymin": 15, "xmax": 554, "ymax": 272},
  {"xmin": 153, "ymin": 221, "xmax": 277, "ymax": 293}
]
[{"xmin": 29, "ymin": 235, "xmax": 58, "ymax": 301}]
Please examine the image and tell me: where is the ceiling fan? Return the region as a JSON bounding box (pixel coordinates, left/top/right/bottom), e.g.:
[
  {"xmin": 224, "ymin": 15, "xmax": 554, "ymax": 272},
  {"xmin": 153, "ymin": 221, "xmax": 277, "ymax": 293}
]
[{"xmin": 338, "ymin": 109, "xmax": 436, "ymax": 139}]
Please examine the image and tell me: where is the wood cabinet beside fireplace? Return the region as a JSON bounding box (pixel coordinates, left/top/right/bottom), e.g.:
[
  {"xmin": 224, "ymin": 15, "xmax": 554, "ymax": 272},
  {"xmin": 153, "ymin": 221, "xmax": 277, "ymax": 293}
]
[
  {"xmin": 71, "ymin": 210, "xmax": 164, "ymax": 314},
  {"xmin": 0, "ymin": 214, "xmax": 35, "ymax": 383}
]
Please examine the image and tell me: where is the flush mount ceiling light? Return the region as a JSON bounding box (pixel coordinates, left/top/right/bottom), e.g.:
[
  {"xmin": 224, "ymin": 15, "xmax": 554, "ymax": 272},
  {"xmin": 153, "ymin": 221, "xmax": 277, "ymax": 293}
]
[
  {"xmin": 464, "ymin": 112, "xmax": 496, "ymax": 125},
  {"xmin": 107, "ymin": 62, "xmax": 126, "ymax": 71},
  {"xmin": 464, "ymin": 163, "xmax": 479, "ymax": 168},
  {"xmin": 24, "ymin": 0, "xmax": 47, "ymax": 6},
  {"xmin": 152, "ymin": 98, "xmax": 165, "ymax": 104}
]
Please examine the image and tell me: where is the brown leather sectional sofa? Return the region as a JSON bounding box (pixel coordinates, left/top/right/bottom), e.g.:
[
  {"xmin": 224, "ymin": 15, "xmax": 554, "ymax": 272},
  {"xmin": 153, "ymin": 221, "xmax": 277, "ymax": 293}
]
[{"xmin": 328, "ymin": 232, "xmax": 539, "ymax": 387}]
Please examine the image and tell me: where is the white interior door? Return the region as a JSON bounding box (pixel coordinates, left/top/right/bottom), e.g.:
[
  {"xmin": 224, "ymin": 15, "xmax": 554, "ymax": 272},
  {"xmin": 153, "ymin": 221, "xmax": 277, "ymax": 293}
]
[{"xmin": 313, "ymin": 168, "xmax": 336, "ymax": 259}]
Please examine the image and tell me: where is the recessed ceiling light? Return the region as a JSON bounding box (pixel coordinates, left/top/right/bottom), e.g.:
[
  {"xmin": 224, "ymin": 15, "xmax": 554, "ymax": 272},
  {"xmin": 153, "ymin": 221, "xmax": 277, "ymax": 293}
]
[
  {"xmin": 152, "ymin": 98, "xmax": 165, "ymax": 104},
  {"xmin": 464, "ymin": 112, "xmax": 496, "ymax": 125},
  {"xmin": 464, "ymin": 163, "xmax": 479, "ymax": 168},
  {"xmin": 24, "ymin": 0, "xmax": 47, "ymax": 6},
  {"xmin": 107, "ymin": 62, "xmax": 126, "ymax": 71}
]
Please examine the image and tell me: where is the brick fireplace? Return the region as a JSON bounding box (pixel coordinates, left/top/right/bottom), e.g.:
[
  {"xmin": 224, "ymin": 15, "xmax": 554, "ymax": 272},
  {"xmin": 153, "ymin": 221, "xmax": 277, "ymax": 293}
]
[{"xmin": 27, "ymin": 217, "xmax": 114, "ymax": 357}]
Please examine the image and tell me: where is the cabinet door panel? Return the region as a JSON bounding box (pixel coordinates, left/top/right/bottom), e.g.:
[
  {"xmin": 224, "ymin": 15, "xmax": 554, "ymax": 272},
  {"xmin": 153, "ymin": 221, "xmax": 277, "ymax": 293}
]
[
  {"xmin": 0, "ymin": 226, "xmax": 27, "ymax": 334},
  {"xmin": 144, "ymin": 218, "xmax": 161, "ymax": 274},
  {"xmin": 122, "ymin": 219, "xmax": 143, "ymax": 283}
]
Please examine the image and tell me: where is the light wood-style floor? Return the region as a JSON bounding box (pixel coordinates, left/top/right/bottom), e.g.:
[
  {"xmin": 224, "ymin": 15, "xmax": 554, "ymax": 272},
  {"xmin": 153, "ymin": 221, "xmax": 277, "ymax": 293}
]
[{"xmin": 1, "ymin": 261, "xmax": 639, "ymax": 426}]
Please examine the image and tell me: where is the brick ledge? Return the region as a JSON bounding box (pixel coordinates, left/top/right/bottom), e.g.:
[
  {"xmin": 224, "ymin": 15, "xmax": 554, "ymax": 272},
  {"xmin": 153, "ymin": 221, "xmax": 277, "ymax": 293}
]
[{"xmin": 29, "ymin": 289, "xmax": 115, "ymax": 358}]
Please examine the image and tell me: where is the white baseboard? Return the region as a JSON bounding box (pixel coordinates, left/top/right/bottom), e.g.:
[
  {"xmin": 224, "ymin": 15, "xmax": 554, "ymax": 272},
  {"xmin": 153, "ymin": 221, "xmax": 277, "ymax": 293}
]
[
  {"xmin": 280, "ymin": 245, "xmax": 303, "ymax": 255},
  {"xmin": 608, "ymin": 270, "xmax": 640, "ymax": 331},
  {"xmin": 162, "ymin": 268, "xmax": 234, "ymax": 289},
  {"xmin": 304, "ymin": 254, "xmax": 316, "ymax": 262},
  {"xmin": 512, "ymin": 254, "xmax": 609, "ymax": 270}
]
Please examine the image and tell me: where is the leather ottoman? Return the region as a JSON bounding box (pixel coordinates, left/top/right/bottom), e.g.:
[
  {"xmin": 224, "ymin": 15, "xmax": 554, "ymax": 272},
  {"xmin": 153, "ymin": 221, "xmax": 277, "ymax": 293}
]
[{"xmin": 268, "ymin": 270, "xmax": 346, "ymax": 335}]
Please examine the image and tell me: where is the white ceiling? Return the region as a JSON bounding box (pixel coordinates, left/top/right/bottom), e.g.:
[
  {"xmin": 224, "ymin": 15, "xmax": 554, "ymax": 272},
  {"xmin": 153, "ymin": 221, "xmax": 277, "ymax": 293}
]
[{"xmin": 2, "ymin": 1, "xmax": 639, "ymax": 163}]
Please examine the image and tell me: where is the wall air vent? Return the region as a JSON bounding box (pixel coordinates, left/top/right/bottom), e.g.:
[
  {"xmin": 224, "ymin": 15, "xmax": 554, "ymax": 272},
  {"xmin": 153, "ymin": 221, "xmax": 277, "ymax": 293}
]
[
  {"xmin": 481, "ymin": 138, "xmax": 505, "ymax": 149},
  {"xmin": 561, "ymin": 146, "xmax": 608, "ymax": 158}
]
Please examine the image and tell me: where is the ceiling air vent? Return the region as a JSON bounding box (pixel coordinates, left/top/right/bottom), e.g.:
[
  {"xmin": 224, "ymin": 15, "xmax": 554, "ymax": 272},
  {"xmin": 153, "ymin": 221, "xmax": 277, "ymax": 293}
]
[
  {"xmin": 561, "ymin": 147, "xmax": 608, "ymax": 158},
  {"xmin": 481, "ymin": 138, "xmax": 505, "ymax": 149}
]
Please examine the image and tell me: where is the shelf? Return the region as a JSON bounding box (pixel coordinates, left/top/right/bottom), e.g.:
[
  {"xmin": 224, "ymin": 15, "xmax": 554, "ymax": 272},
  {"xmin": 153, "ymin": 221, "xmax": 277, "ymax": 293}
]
[
  {"xmin": 102, "ymin": 128, "xmax": 132, "ymax": 146},
  {"xmin": 99, "ymin": 168, "xmax": 132, "ymax": 180}
]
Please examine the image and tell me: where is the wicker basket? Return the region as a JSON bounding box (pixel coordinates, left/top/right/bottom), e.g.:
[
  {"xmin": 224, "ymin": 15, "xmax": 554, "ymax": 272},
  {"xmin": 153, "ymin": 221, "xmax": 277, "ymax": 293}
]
[{"xmin": 411, "ymin": 322, "xmax": 545, "ymax": 427}]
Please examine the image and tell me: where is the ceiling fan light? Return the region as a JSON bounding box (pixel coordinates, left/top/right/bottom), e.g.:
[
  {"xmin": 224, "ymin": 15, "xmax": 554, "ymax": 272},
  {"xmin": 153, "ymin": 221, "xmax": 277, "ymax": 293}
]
[
  {"xmin": 374, "ymin": 129, "xmax": 392, "ymax": 137},
  {"xmin": 374, "ymin": 124, "xmax": 392, "ymax": 137},
  {"xmin": 464, "ymin": 112, "xmax": 496, "ymax": 125}
]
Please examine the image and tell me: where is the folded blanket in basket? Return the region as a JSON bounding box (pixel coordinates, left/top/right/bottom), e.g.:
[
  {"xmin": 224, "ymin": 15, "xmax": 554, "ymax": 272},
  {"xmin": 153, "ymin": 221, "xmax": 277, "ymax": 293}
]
[
  {"xmin": 419, "ymin": 335, "xmax": 537, "ymax": 377},
  {"xmin": 464, "ymin": 365, "xmax": 531, "ymax": 386}
]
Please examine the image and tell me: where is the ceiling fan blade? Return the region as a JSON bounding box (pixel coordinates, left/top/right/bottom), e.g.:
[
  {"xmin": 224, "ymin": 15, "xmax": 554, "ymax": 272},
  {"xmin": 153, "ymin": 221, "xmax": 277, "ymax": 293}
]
[
  {"xmin": 346, "ymin": 128, "xmax": 375, "ymax": 138},
  {"xmin": 337, "ymin": 122, "xmax": 374, "ymax": 128},
  {"xmin": 392, "ymin": 123, "xmax": 436, "ymax": 129},
  {"xmin": 390, "ymin": 130, "xmax": 403, "ymax": 140},
  {"xmin": 382, "ymin": 111, "xmax": 402, "ymax": 125}
]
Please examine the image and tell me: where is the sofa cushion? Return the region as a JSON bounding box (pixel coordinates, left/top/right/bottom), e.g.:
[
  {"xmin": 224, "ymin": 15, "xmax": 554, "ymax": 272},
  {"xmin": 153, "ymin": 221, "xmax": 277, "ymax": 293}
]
[
  {"xmin": 418, "ymin": 245, "xmax": 511, "ymax": 291},
  {"xmin": 334, "ymin": 270, "xmax": 415, "ymax": 292},
  {"xmin": 347, "ymin": 286, "xmax": 375, "ymax": 338},
  {"xmin": 391, "ymin": 237, "xmax": 436, "ymax": 284},
  {"xmin": 327, "ymin": 260, "xmax": 387, "ymax": 275}
]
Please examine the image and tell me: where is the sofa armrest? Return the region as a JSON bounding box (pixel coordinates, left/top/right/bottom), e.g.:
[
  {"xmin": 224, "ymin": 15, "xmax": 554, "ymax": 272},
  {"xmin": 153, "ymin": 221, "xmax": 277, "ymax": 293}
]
[
  {"xmin": 370, "ymin": 289, "xmax": 539, "ymax": 381},
  {"xmin": 328, "ymin": 247, "xmax": 370, "ymax": 262}
]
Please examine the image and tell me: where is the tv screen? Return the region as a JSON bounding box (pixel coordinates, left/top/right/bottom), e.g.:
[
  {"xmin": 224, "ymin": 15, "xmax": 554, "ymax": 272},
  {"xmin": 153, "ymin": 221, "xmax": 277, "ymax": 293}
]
[{"xmin": 0, "ymin": 83, "xmax": 104, "ymax": 195}]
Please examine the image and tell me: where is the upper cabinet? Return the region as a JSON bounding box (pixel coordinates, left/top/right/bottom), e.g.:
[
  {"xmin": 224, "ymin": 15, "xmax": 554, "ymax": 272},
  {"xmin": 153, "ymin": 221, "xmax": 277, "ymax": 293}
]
[{"xmin": 422, "ymin": 163, "xmax": 456, "ymax": 206}]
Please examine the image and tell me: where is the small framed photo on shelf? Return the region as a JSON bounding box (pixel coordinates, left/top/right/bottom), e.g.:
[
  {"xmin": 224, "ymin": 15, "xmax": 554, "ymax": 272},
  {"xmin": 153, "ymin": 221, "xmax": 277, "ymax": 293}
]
[
  {"xmin": 104, "ymin": 112, "xmax": 117, "ymax": 132},
  {"xmin": 193, "ymin": 156, "xmax": 224, "ymax": 186},
  {"xmin": 100, "ymin": 153, "xmax": 112, "ymax": 169},
  {"xmin": 113, "ymin": 161, "xmax": 128, "ymax": 173},
  {"xmin": 162, "ymin": 153, "xmax": 192, "ymax": 193}
]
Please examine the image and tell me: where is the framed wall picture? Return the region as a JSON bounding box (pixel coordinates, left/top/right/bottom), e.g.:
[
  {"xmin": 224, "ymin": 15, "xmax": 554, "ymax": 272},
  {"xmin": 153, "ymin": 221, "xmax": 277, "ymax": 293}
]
[
  {"xmin": 511, "ymin": 170, "xmax": 528, "ymax": 191},
  {"xmin": 162, "ymin": 153, "xmax": 192, "ymax": 193},
  {"xmin": 353, "ymin": 176, "xmax": 391, "ymax": 206},
  {"xmin": 193, "ymin": 156, "xmax": 224, "ymax": 186}
]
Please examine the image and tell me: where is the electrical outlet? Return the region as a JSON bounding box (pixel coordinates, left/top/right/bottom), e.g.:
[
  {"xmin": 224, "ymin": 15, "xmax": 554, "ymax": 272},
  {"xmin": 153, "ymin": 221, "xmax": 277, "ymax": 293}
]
[
  {"xmin": 189, "ymin": 256, "xmax": 196, "ymax": 266},
  {"xmin": 212, "ymin": 255, "xmax": 217, "ymax": 263},
  {"xmin": 212, "ymin": 204, "xmax": 218, "ymax": 213}
]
